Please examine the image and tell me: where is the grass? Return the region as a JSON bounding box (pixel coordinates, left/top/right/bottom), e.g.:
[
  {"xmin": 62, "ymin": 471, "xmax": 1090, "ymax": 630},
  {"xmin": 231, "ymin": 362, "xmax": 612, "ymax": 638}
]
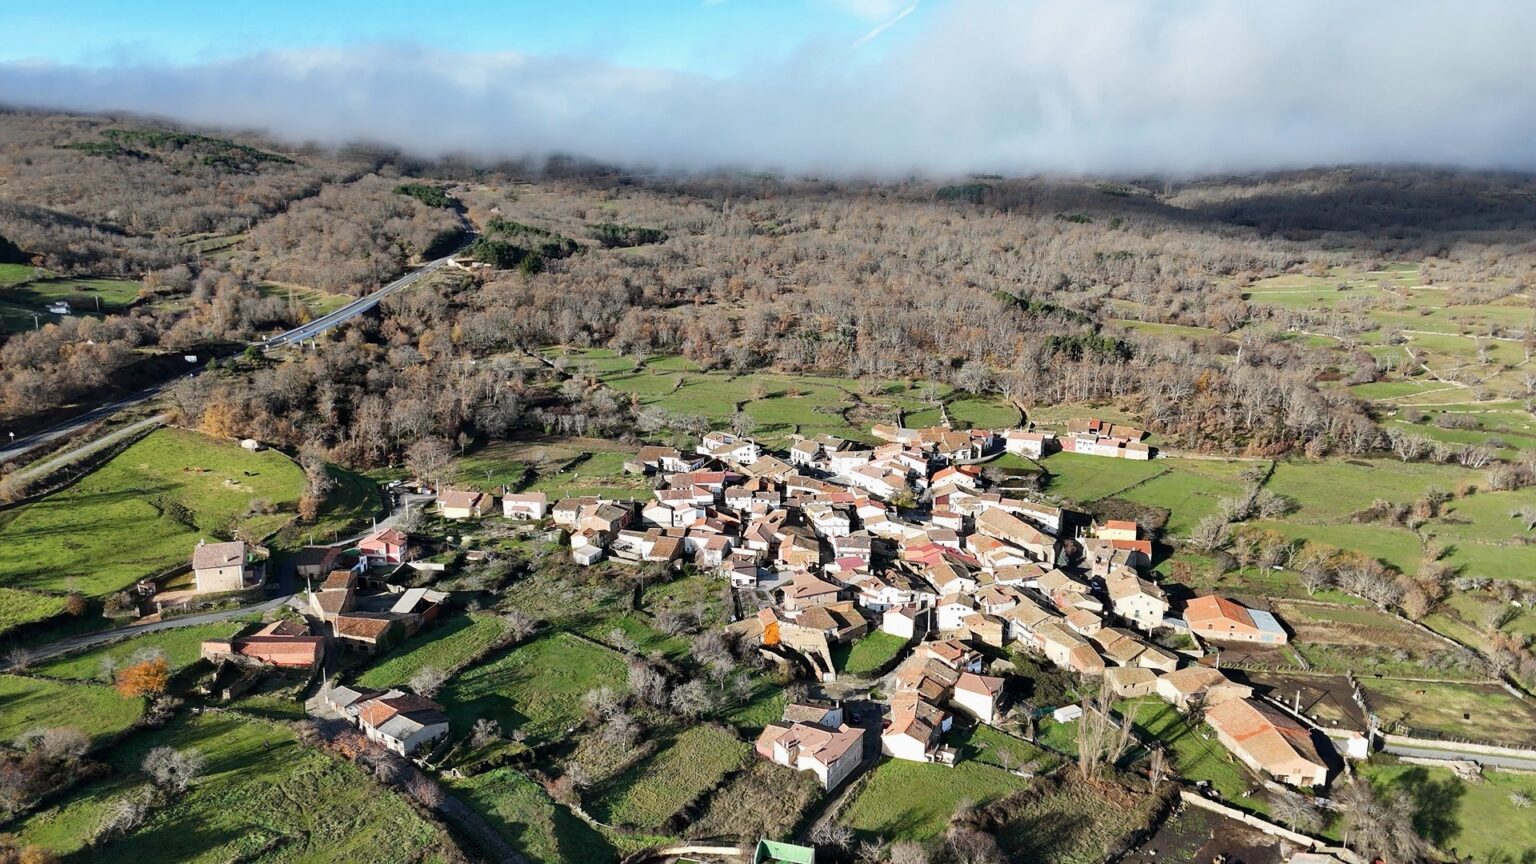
[
  {"xmin": 355, "ymin": 613, "xmax": 510, "ymax": 689},
  {"xmin": 591, "ymin": 724, "xmax": 748, "ymax": 829},
  {"xmin": 724, "ymin": 684, "xmax": 788, "ymax": 731},
  {"xmin": 2, "ymin": 276, "xmax": 142, "ymax": 313},
  {"xmin": 990, "ymin": 777, "xmax": 1155, "ymax": 864},
  {"xmin": 1361, "ymin": 679, "xmax": 1536, "ymax": 746},
  {"xmin": 1127, "ymin": 701, "xmax": 1267, "ymax": 811},
  {"xmin": 449, "ymin": 767, "xmax": 619, "ymax": 864},
  {"xmin": 440, "ymin": 632, "xmax": 630, "ymax": 745},
  {"xmin": 1265, "ymin": 459, "xmax": 1470, "ymax": 522},
  {"xmin": 546, "ymin": 348, "xmax": 1009, "ymax": 445},
  {"xmin": 0, "ymin": 428, "xmax": 308, "ymax": 597},
  {"xmin": 258, "ymin": 281, "xmax": 353, "ymax": 318},
  {"xmin": 1040, "ymin": 452, "xmax": 1168, "ymax": 502},
  {"xmin": 834, "ymin": 630, "xmax": 908, "ymax": 676},
  {"xmin": 842, "ymin": 757, "xmax": 1032, "ymax": 842},
  {"xmin": 34, "ymin": 620, "xmax": 248, "ymax": 681},
  {"xmin": 15, "ymin": 712, "xmax": 452, "ymax": 862},
  {"xmin": 955, "ymin": 724, "xmax": 1063, "ymax": 773},
  {"xmin": 1360, "ymin": 761, "xmax": 1536, "ymax": 862},
  {"xmin": 0, "ymin": 587, "xmax": 68, "ymax": 637},
  {"xmin": 1117, "ymin": 458, "xmax": 1260, "ymax": 537},
  {"xmin": 0, "ymin": 673, "xmax": 143, "ymax": 746},
  {"xmin": 0, "ymin": 262, "xmax": 40, "ymax": 286},
  {"xmin": 688, "ymin": 760, "xmax": 824, "ymax": 841}
]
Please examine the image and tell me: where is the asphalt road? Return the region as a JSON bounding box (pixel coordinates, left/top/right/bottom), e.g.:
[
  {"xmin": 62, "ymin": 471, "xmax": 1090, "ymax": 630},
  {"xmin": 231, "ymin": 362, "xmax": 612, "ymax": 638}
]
[
  {"xmin": 1, "ymin": 251, "xmax": 463, "ymax": 466},
  {"xmin": 1384, "ymin": 742, "xmax": 1536, "ymax": 772},
  {"xmin": 12, "ymin": 593, "xmax": 300, "ymax": 665},
  {"xmin": 262, "ymin": 255, "xmax": 456, "ymax": 348}
]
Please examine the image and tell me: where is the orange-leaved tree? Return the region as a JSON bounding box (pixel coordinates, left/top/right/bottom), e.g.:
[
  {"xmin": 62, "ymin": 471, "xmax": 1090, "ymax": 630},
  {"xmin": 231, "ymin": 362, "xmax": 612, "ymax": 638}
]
[{"xmin": 115, "ymin": 657, "xmax": 169, "ymax": 698}]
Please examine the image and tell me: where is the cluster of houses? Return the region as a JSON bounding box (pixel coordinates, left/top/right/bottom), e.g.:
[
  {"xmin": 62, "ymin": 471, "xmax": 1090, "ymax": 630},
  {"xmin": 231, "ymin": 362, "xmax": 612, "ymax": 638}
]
[
  {"xmin": 354, "ymin": 418, "xmax": 1321, "ymax": 789},
  {"xmin": 304, "ymin": 568, "xmax": 449, "ymax": 654},
  {"xmin": 324, "ymin": 684, "xmax": 452, "ymax": 756}
]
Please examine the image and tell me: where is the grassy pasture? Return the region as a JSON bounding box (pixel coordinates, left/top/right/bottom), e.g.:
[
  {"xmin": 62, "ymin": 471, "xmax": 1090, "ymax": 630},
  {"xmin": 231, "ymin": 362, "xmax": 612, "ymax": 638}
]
[
  {"xmin": 0, "ymin": 262, "xmax": 40, "ymax": 285},
  {"xmin": 0, "ymin": 428, "xmax": 366, "ymax": 598},
  {"xmin": 2, "ymin": 276, "xmax": 141, "ymax": 313},
  {"xmin": 1116, "ymin": 458, "xmax": 1259, "ymax": 537},
  {"xmin": 0, "ymin": 673, "xmax": 143, "ymax": 746},
  {"xmin": 591, "ymin": 724, "xmax": 748, "ymax": 829},
  {"xmin": 1359, "ymin": 762, "xmax": 1536, "ymax": 862},
  {"xmin": 833, "ymin": 630, "xmax": 908, "ymax": 676},
  {"xmin": 15, "ymin": 713, "xmax": 451, "ymax": 862},
  {"xmin": 355, "ymin": 613, "xmax": 510, "ymax": 689},
  {"xmin": 35, "ymin": 620, "xmax": 248, "ymax": 681},
  {"xmin": 1361, "ymin": 678, "xmax": 1536, "ymax": 746},
  {"xmin": 440, "ymin": 632, "xmax": 630, "ymax": 745},
  {"xmin": 449, "ymin": 767, "xmax": 619, "ymax": 864},
  {"xmin": 842, "ymin": 758, "xmax": 1031, "ymax": 842},
  {"xmin": 258, "ymin": 280, "xmax": 352, "ymax": 318},
  {"xmin": 0, "ymin": 588, "xmax": 68, "ymax": 638},
  {"xmin": 1127, "ymin": 701, "xmax": 1267, "ymax": 811},
  {"xmin": 457, "ymin": 436, "xmax": 650, "ymax": 501},
  {"xmin": 1039, "ymin": 452, "xmax": 1168, "ymax": 502},
  {"xmin": 545, "ymin": 347, "xmax": 1016, "ymax": 445}
]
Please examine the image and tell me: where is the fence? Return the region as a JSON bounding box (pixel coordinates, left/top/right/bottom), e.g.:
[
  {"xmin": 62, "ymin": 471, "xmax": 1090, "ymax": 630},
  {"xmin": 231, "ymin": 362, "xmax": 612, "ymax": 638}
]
[{"xmin": 1178, "ymin": 791, "xmax": 1364, "ymax": 862}]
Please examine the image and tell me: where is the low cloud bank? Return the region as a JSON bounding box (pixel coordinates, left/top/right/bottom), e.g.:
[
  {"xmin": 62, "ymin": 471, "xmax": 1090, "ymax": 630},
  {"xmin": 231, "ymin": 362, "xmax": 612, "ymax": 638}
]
[{"xmin": 3, "ymin": 0, "xmax": 1534, "ymax": 175}]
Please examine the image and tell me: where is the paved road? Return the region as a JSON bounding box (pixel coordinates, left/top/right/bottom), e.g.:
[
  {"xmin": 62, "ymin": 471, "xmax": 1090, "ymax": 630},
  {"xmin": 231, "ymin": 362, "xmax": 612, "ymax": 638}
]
[
  {"xmin": 12, "ymin": 593, "xmax": 300, "ymax": 665},
  {"xmin": 1384, "ymin": 742, "xmax": 1536, "ymax": 772},
  {"xmin": 2, "ymin": 250, "xmax": 466, "ymax": 466},
  {"xmin": 9, "ymin": 412, "xmax": 170, "ymax": 482},
  {"xmin": 262, "ymin": 255, "xmax": 458, "ymax": 349},
  {"xmin": 0, "ymin": 383, "xmax": 180, "ymax": 465}
]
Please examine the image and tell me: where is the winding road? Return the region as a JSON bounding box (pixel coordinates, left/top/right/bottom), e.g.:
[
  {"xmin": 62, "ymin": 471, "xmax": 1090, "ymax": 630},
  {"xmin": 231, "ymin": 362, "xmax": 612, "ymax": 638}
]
[{"xmin": 1, "ymin": 251, "xmax": 465, "ymax": 467}]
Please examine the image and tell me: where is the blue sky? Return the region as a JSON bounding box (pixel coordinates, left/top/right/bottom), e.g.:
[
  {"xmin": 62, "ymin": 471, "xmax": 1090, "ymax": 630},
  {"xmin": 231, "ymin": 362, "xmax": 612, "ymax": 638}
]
[
  {"xmin": 1, "ymin": 1, "xmax": 1532, "ymax": 175},
  {"xmin": 0, "ymin": 0, "xmax": 933, "ymax": 74}
]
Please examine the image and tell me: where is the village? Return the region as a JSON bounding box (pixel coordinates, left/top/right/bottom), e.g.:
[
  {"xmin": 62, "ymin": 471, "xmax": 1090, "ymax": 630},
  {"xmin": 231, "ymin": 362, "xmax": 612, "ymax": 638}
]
[{"xmin": 164, "ymin": 418, "xmax": 1351, "ymax": 827}]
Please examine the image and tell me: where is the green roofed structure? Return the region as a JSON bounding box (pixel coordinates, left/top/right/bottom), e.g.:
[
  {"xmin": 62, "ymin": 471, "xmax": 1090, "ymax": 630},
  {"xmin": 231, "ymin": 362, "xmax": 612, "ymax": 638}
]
[{"xmin": 755, "ymin": 839, "xmax": 816, "ymax": 864}]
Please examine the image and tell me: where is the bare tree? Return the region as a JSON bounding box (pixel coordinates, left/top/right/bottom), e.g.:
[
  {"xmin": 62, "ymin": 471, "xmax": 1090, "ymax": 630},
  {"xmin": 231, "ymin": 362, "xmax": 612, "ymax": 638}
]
[{"xmin": 142, "ymin": 746, "xmax": 206, "ymax": 794}]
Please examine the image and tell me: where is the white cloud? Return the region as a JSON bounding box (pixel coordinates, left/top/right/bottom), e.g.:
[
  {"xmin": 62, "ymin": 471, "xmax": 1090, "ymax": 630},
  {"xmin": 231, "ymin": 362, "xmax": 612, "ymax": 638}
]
[{"xmin": 1, "ymin": 0, "xmax": 1534, "ymax": 176}]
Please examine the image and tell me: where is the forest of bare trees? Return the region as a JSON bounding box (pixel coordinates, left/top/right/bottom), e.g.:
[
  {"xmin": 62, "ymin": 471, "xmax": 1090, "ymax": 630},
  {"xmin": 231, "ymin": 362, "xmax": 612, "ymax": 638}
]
[{"xmin": 5, "ymin": 109, "xmax": 1536, "ymax": 468}]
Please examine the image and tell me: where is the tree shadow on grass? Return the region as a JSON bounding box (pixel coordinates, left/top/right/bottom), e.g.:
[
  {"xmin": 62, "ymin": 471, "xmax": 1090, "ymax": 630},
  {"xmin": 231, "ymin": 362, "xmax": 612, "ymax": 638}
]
[
  {"xmin": 1392, "ymin": 766, "xmax": 1465, "ymax": 849},
  {"xmin": 995, "ymin": 804, "xmax": 1091, "ymax": 863}
]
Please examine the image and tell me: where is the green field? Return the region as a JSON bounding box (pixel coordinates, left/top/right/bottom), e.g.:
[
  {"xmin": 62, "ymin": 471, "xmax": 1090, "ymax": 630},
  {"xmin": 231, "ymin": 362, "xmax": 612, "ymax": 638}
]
[
  {"xmin": 833, "ymin": 630, "xmax": 908, "ymax": 676},
  {"xmin": 0, "ymin": 673, "xmax": 144, "ymax": 746},
  {"xmin": 1361, "ymin": 679, "xmax": 1536, "ymax": 746},
  {"xmin": 355, "ymin": 613, "xmax": 509, "ymax": 689},
  {"xmin": 0, "ymin": 428, "xmax": 310, "ymax": 597},
  {"xmin": 954, "ymin": 724, "xmax": 1062, "ymax": 773},
  {"xmin": 1117, "ymin": 458, "xmax": 1261, "ymax": 536},
  {"xmin": 1040, "ymin": 452, "xmax": 1168, "ymax": 503},
  {"xmin": 0, "ymin": 262, "xmax": 40, "ymax": 286},
  {"xmin": 0, "ymin": 587, "xmax": 68, "ymax": 637},
  {"xmin": 449, "ymin": 767, "xmax": 619, "ymax": 864},
  {"xmin": 34, "ymin": 620, "xmax": 249, "ymax": 681},
  {"xmin": 842, "ymin": 758, "xmax": 1031, "ymax": 842},
  {"xmin": 440, "ymin": 632, "xmax": 630, "ymax": 744},
  {"xmin": 2, "ymin": 276, "xmax": 142, "ymax": 312},
  {"xmin": 1265, "ymin": 459, "xmax": 1468, "ymax": 522},
  {"xmin": 1360, "ymin": 761, "xmax": 1536, "ymax": 861},
  {"xmin": 545, "ymin": 347, "xmax": 1020, "ymax": 445},
  {"xmin": 258, "ymin": 281, "xmax": 352, "ymax": 318},
  {"xmin": 591, "ymin": 724, "xmax": 748, "ymax": 828},
  {"xmin": 455, "ymin": 437, "xmax": 651, "ymax": 501},
  {"xmin": 14, "ymin": 713, "xmax": 452, "ymax": 862}
]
